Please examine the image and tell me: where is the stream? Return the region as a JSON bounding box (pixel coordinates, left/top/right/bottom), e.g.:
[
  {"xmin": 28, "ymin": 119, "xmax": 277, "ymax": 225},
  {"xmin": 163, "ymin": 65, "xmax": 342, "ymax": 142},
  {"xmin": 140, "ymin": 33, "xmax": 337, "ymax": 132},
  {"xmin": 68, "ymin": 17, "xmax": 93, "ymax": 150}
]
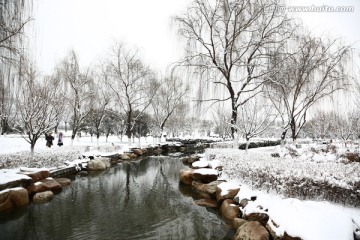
[{"xmin": 0, "ymin": 155, "xmax": 233, "ymax": 240}]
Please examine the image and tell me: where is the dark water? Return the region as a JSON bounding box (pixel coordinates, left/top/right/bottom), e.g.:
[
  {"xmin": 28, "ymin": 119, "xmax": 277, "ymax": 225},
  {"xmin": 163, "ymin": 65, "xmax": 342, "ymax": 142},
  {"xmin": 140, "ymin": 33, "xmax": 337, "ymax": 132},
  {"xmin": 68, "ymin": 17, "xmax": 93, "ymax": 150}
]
[{"xmin": 0, "ymin": 156, "xmax": 232, "ymax": 240}]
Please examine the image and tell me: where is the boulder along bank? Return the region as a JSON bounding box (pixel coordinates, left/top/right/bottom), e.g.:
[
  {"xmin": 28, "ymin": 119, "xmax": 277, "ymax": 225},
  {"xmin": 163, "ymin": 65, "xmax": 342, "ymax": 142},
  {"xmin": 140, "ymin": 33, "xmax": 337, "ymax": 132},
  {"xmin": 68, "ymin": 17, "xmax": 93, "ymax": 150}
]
[{"xmin": 179, "ymin": 154, "xmax": 304, "ymax": 240}]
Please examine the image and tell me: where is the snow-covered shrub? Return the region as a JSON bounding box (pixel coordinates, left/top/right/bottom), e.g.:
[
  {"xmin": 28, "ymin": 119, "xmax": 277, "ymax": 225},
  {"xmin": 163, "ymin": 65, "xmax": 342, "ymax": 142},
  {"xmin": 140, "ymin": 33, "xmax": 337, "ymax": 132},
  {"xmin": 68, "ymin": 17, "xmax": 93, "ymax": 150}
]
[
  {"xmin": 238, "ymin": 140, "xmax": 281, "ymax": 150},
  {"xmin": 0, "ymin": 146, "xmax": 88, "ymax": 169},
  {"xmin": 206, "ymin": 148, "xmax": 360, "ymax": 206}
]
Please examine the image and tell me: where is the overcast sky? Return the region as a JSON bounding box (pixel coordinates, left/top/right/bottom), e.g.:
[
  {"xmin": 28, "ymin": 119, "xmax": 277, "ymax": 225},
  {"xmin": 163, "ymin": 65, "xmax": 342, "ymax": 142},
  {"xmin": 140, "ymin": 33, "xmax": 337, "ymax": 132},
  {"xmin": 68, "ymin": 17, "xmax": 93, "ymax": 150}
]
[{"xmin": 31, "ymin": 0, "xmax": 360, "ymax": 75}]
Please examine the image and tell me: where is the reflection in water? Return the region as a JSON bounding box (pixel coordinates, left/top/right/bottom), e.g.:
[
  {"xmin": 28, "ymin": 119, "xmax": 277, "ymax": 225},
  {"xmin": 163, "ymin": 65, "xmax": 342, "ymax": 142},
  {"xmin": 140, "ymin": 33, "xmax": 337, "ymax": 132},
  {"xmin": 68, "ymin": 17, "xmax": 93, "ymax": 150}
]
[{"xmin": 0, "ymin": 156, "xmax": 232, "ymax": 240}]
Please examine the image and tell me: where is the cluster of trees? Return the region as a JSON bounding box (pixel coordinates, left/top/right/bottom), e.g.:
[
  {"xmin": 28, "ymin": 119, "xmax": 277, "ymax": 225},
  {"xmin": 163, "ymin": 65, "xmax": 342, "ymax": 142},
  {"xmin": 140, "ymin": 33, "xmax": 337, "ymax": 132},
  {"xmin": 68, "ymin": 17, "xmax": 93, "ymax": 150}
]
[
  {"xmin": 1, "ymin": 43, "xmax": 191, "ymax": 151},
  {"xmin": 174, "ymin": 0, "xmax": 358, "ymax": 146},
  {"xmin": 304, "ymin": 108, "xmax": 360, "ymax": 145},
  {"xmin": 1, "ymin": 0, "xmax": 360, "ymax": 152}
]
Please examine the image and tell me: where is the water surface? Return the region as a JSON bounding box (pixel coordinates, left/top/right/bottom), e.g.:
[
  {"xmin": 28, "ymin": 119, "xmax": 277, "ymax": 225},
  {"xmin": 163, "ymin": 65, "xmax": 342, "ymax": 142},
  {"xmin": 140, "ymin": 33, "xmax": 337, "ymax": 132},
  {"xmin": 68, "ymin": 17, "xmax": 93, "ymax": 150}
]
[{"xmin": 0, "ymin": 156, "xmax": 232, "ymax": 240}]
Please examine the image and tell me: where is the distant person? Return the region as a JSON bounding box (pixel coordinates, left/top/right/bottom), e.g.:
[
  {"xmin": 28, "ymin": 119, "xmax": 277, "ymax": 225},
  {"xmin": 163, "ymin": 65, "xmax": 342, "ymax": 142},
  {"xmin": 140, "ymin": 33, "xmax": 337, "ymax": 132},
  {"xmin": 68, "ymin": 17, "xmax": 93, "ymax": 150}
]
[
  {"xmin": 45, "ymin": 132, "xmax": 54, "ymax": 148},
  {"xmin": 58, "ymin": 132, "xmax": 64, "ymax": 146}
]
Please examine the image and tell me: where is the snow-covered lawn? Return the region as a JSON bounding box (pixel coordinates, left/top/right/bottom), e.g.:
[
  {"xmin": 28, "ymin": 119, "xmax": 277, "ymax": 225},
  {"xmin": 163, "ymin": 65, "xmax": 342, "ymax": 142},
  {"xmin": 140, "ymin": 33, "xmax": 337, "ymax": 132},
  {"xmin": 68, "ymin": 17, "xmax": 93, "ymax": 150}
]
[
  {"xmin": 206, "ymin": 145, "xmax": 360, "ymax": 240},
  {"xmin": 0, "ymin": 134, "xmax": 157, "ymax": 169}
]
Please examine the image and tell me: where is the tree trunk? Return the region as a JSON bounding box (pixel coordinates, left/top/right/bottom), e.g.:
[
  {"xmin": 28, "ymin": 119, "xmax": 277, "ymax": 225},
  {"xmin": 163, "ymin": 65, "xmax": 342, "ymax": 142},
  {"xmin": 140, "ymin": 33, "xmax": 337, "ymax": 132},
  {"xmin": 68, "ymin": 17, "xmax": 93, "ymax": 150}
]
[
  {"xmin": 230, "ymin": 104, "xmax": 238, "ymax": 140},
  {"xmin": 281, "ymin": 129, "xmax": 287, "ymax": 147},
  {"xmin": 126, "ymin": 123, "xmax": 132, "ymax": 140},
  {"xmin": 232, "ymin": 131, "xmax": 238, "ymax": 149},
  {"xmin": 106, "ymin": 132, "xmax": 109, "ymax": 143},
  {"xmin": 290, "ymin": 118, "xmax": 297, "ymax": 142},
  {"xmin": 1, "ymin": 118, "xmax": 8, "ymax": 135},
  {"xmin": 30, "ymin": 144, "xmax": 35, "ymax": 155},
  {"xmin": 245, "ymin": 137, "xmax": 250, "ymax": 153},
  {"xmin": 30, "ymin": 138, "xmax": 37, "ymax": 155},
  {"xmin": 71, "ymin": 128, "xmax": 76, "ymax": 146},
  {"xmin": 54, "ymin": 123, "xmax": 59, "ymax": 134},
  {"xmin": 96, "ymin": 132, "xmax": 100, "ymax": 147}
]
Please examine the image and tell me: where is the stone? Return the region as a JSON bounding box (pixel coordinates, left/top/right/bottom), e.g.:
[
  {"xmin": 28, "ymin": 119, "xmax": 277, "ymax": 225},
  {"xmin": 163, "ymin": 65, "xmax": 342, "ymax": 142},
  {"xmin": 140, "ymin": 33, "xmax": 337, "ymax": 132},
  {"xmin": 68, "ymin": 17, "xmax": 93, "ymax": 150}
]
[
  {"xmin": 120, "ymin": 154, "xmax": 130, "ymax": 160},
  {"xmin": 87, "ymin": 157, "xmax": 111, "ymax": 171},
  {"xmin": 271, "ymin": 153, "xmax": 280, "ymax": 158},
  {"xmin": 79, "ymin": 171, "xmax": 88, "ymax": 176},
  {"xmin": 220, "ymin": 199, "xmax": 240, "ymax": 221},
  {"xmin": 244, "ymin": 213, "xmax": 269, "ymax": 227},
  {"xmin": 55, "ymin": 178, "xmax": 71, "ymax": 186},
  {"xmin": 266, "ymin": 223, "xmax": 281, "ymax": 240},
  {"xmin": 0, "ymin": 187, "xmax": 29, "ymax": 211},
  {"xmin": 216, "ymin": 182, "xmax": 240, "ymax": 202},
  {"xmin": 235, "ymin": 221, "xmax": 269, "ymax": 240},
  {"xmin": 181, "ymin": 155, "xmax": 200, "ymax": 165},
  {"xmin": 132, "ymin": 149, "xmax": 143, "ymax": 156},
  {"xmin": 234, "ymin": 218, "xmax": 248, "ymax": 230},
  {"xmin": 194, "ymin": 199, "xmax": 218, "ymax": 208},
  {"xmin": 179, "ymin": 169, "xmax": 195, "ymax": 185},
  {"xmin": 27, "ymin": 178, "xmax": 62, "ymax": 195},
  {"xmin": 240, "ymin": 198, "xmax": 250, "ymax": 208},
  {"xmin": 180, "ymin": 146, "xmax": 187, "ymax": 152},
  {"xmin": 192, "ymin": 169, "xmax": 218, "ymax": 183},
  {"xmin": 192, "ymin": 160, "xmax": 210, "ymax": 169},
  {"xmin": 192, "ymin": 180, "xmax": 226, "ymax": 197},
  {"xmin": 32, "ymin": 191, "xmax": 54, "ymax": 204},
  {"xmin": 153, "ymin": 148, "xmax": 162, "ymax": 155},
  {"xmin": 126, "ymin": 153, "xmax": 138, "ymax": 159},
  {"xmin": 281, "ymin": 232, "xmax": 303, "ymax": 240},
  {"xmin": 24, "ymin": 170, "xmax": 50, "ymax": 183}
]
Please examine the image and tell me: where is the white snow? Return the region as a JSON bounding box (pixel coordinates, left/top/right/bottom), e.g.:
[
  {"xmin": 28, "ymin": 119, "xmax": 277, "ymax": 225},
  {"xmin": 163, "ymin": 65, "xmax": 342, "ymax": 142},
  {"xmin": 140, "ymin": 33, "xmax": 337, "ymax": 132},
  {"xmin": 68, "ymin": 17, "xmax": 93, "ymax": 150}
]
[
  {"xmin": 205, "ymin": 146, "xmax": 360, "ymax": 240},
  {"xmin": 209, "ymin": 160, "xmax": 222, "ymax": 169},
  {"xmin": 0, "ymin": 169, "xmax": 31, "ymax": 185},
  {"xmin": 0, "ymin": 187, "xmax": 25, "ymax": 194},
  {"xmin": 193, "ymin": 168, "xmax": 218, "ymax": 175},
  {"xmin": 236, "ymin": 183, "xmax": 358, "ymax": 240},
  {"xmin": 217, "ymin": 181, "xmax": 240, "ymax": 196},
  {"xmin": 192, "ymin": 159, "xmax": 210, "ymax": 168}
]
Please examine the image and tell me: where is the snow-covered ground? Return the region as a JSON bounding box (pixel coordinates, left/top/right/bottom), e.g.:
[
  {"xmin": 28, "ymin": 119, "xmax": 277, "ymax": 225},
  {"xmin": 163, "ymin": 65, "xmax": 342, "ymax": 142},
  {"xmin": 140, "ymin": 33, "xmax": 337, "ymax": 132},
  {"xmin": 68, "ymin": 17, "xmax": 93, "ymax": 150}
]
[
  {"xmin": 1, "ymin": 135, "xmax": 360, "ymax": 239},
  {"xmin": 207, "ymin": 145, "xmax": 360, "ymax": 240}
]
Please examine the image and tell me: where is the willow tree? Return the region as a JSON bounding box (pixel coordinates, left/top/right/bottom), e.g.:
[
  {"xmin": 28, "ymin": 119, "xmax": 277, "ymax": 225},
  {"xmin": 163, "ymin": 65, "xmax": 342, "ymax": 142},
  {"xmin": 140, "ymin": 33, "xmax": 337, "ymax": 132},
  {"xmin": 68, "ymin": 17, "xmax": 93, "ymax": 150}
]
[
  {"xmin": 0, "ymin": 0, "xmax": 32, "ymax": 134},
  {"xmin": 266, "ymin": 34, "xmax": 351, "ymax": 142},
  {"xmin": 58, "ymin": 50, "xmax": 93, "ymax": 145},
  {"xmin": 174, "ymin": 0, "xmax": 294, "ymax": 139},
  {"xmin": 236, "ymin": 93, "xmax": 277, "ymax": 151},
  {"xmin": 106, "ymin": 42, "xmax": 158, "ymax": 140},
  {"xmin": 15, "ymin": 59, "xmax": 64, "ymax": 153},
  {"xmin": 150, "ymin": 74, "xmax": 189, "ymax": 142}
]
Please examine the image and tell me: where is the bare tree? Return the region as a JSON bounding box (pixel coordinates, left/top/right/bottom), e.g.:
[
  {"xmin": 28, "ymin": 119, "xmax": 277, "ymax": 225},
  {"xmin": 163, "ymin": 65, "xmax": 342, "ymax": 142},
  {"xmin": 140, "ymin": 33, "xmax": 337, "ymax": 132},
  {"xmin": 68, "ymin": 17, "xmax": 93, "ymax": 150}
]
[
  {"xmin": 212, "ymin": 105, "xmax": 232, "ymax": 140},
  {"xmin": 306, "ymin": 110, "xmax": 333, "ymax": 141},
  {"xmin": 174, "ymin": 0, "xmax": 294, "ymax": 139},
  {"xmin": 165, "ymin": 102, "xmax": 190, "ymax": 138},
  {"xmin": 151, "ymin": 74, "xmax": 189, "ymax": 142},
  {"xmin": 106, "ymin": 42, "xmax": 158, "ymax": 141},
  {"xmin": 14, "ymin": 59, "xmax": 64, "ymax": 153},
  {"xmin": 267, "ymin": 34, "xmax": 351, "ymax": 142},
  {"xmin": 90, "ymin": 64, "xmax": 112, "ymax": 145},
  {"xmin": 236, "ymin": 93, "xmax": 277, "ymax": 151},
  {"xmin": 59, "ymin": 50, "xmax": 93, "ymax": 145}
]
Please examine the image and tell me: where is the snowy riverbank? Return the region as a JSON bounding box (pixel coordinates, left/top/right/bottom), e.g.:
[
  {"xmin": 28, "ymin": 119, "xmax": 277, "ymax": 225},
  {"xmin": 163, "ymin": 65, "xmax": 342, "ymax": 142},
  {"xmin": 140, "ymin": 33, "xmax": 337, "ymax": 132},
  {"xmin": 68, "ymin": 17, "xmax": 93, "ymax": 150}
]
[{"xmin": 205, "ymin": 146, "xmax": 360, "ymax": 240}]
